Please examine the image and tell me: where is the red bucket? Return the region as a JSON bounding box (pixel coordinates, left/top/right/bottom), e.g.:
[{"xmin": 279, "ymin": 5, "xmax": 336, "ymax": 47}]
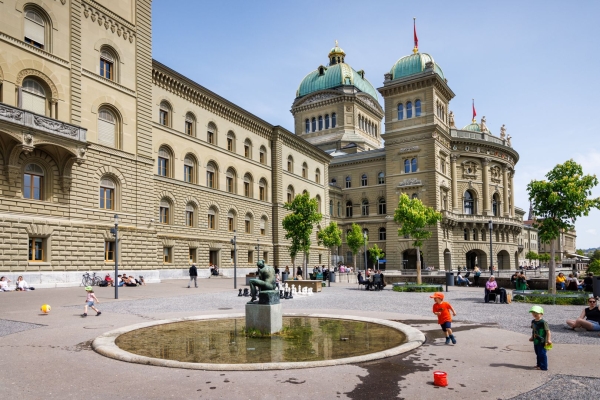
[{"xmin": 433, "ymin": 370, "xmax": 448, "ymax": 387}]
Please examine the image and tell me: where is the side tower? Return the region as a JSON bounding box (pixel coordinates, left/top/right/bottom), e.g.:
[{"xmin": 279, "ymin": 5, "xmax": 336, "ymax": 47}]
[{"xmin": 291, "ymin": 43, "xmax": 384, "ymax": 154}]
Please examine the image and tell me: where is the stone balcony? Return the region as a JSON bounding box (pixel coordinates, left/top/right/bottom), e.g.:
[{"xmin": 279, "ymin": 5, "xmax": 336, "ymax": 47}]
[
  {"xmin": 442, "ymin": 210, "xmax": 522, "ymax": 231},
  {"xmin": 450, "ymin": 129, "xmax": 506, "ymax": 147},
  {"xmin": 0, "ymin": 103, "xmax": 87, "ymax": 143}
]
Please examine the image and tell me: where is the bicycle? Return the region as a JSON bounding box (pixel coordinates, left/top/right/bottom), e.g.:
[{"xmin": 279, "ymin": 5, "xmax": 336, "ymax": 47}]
[{"xmin": 81, "ymin": 272, "xmax": 103, "ymax": 286}]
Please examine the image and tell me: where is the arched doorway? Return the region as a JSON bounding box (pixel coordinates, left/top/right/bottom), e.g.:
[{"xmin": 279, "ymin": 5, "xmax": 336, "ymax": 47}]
[
  {"xmin": 443, "ymin": 249, "xmax": 452, "ymax": 271},
  {"xmin": 402, "ymin": 249, "xmax": 423, "ymax": 269},
  {"xmin": 497, "ymin": 250, "xmax": 511, "ymax": 270},
  {"xmin": 514, "ymin": 251, "xmax": 519, "ymax": 271},
  {"xmin": 465, "ymin": 249, "xmax": 488, "ymax": 271}
]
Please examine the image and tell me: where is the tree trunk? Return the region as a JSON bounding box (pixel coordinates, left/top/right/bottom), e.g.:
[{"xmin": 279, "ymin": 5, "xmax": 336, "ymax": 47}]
[
  {"xmin": 303, "ymin": 251, "xmax": 307, "ymax": 280},
  {"xmin": 549, "ymin": 239, "xmax": 556, "ymax": 294},
  {"xmin": 416, "ymin": 246, "xmax": 422, "ymax": 285},
  {"xmin": 353, "ymin": 253, "xmax": 357, "ymax": 273}
]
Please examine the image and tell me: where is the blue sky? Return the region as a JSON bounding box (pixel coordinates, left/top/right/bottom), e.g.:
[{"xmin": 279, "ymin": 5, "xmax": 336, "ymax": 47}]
[{"xmin": 152, "ymin": 1, "xmax": 600, "ymax": 249}]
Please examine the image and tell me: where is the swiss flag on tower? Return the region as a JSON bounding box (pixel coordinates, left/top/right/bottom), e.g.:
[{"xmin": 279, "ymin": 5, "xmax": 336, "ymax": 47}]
[
  {"xmin": 413, "ymin": 18, "xmax": 418, "ymax": 51},
  {"xmin": 472, "ymin": 99, "xmax": 477, "ymax": 121}
]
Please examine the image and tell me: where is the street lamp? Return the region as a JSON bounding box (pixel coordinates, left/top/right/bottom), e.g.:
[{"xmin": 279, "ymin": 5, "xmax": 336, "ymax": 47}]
[
  {"xmin": 230, "ymin": 230, "xmax": 237, "ymax": 289},
  {"xmin": 110, "ymin": 214, "xmax": 119, "ymax": 299},
  {"xmin": 363, "ymin": 230, "xmax": 368, "ymax": 273},
  {"xmin": 488, "ymin": 220, "xmax": 494, "ymax": 276}
]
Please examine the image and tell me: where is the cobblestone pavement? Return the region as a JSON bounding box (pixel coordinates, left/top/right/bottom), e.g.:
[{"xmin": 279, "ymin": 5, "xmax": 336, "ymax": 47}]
[
  {"xmin": 510, "ymin": 375, "xmax": 600, "ymax": 400},
  {"xmin": 0, "ymin": 319, "xmax": 44, "ymax": 337}
]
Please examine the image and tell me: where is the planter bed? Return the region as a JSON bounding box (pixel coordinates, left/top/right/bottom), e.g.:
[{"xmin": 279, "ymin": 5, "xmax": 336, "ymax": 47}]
[
  {"xmin": 511, "ymin": 290, "xmax": 589, "ymax": 305},
  {"xmin": 392, "ymin": 283, "xmax": 443, "ymax": 293}
]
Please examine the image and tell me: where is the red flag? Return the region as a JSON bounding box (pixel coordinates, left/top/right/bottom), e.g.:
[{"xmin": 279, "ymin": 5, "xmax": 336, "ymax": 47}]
[
  {"xmin": 472, "ymin": 99, "xmax": 477, "ymax": 121},
  {"xmin": 413, "ymin": 18, "xmax": 418, "ymax": 51}
]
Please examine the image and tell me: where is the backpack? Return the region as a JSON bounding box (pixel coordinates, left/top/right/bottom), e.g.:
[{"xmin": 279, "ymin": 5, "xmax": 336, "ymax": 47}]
[{"xmin": 98, "ymin": 280, "xmax": 109, "ymax": 287}]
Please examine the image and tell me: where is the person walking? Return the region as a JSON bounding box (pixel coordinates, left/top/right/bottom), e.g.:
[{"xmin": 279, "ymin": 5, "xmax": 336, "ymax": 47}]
[
  {"xmin": 529, "ymin": 305, "xmax": 551, "ymax": 371},
  {"xmin": 188, "ymin": 263, "xmax": 198, "ymax": 288},
  {"xmin": 430, "ymin": 292, "xmax": 457, "ymax": 345},
  {"xmin": 82, "ymin": 286, "xmax": 101, "ymax": 317}
]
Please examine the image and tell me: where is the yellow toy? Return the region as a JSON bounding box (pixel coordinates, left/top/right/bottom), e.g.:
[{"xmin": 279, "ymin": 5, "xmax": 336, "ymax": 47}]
[{"xmin": 41, "ymin": 304, "xmax": 51, "ymax": 313}]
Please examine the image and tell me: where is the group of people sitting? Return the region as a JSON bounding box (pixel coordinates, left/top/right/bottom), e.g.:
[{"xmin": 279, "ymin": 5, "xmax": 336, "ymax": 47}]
[
  {"xmin": 209, "ymin": 264, "xmax": 219, "ymax": 277},
  {"xmin": 510, "ymin": 271, "xmax": 530, "ymax": 290},
  {"xmin": 111, "ymin": 274, "xmax": 145, "ymax": 287},
  {"xmin": 556, "ymin": 271, "xmax": 593, "ymax": 291},
  {"xmin": 357, "ymin": 269, "xmax": 386, "ymax": 290},
  {"xmin": 0, "ymin": 276, "xmax": 34, "ymax": 291}
]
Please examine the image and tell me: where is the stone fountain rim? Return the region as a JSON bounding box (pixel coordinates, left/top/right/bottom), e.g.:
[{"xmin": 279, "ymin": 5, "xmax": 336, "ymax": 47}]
[{"xmin": 91, "ymin": 312, "xmax": 425, "ymax": 371}]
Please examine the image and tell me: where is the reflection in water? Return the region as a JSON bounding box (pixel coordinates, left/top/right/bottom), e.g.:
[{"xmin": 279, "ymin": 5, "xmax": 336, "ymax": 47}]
[{"xmin": 115, "ymin": 317, "xmax": 406, "ymax": 364}]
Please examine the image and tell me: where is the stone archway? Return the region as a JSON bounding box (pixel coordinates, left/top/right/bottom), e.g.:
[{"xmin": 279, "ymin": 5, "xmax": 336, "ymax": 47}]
[
  {"xmin": 497, "ymin": 250, "xmax": 511, "ymax": 270},
  {"xmin": 465, "ymin": 249, "xmax": 487, "ymax": 271},
  {"xmin": 402, "ymin": 249, "xmax": 423, "ymax": 269}
]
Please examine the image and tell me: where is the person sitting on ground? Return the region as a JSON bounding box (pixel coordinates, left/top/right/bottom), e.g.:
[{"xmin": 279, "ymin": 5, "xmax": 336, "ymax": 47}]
[
  {"xmin": 556, "ymin": 272, "xmax": 567, "ymax": 290},
  {"xmin": 16, "ymin": 276, "xmax": 33, "ymax": 291},
  {"xmin": 583, "ymin": 272, "xmax": 594, "ymax": 292},
  {"xmin": 516, "ymin": 272, "xmax": 529, "ymax": 291},
  {"xmin": 123, "ymin": 275, "xmax": 138, "ymax": 287},
  {"xmin": 566, "ymin": 297, "xmax": 600, "ymax": 332},
  {"xmin": 104, "ymin": 274, "xmax": 113, "ymax": 287},
  {"xmin": 566, "ymin": 273, "xmax": 583, "ymax": 291},
  {"xmin": 0, "ymin": 276, "xmax": 14, "ymax": 291},
  {"xmin": 138, "ymin": 276, "xmax": 146, "ymax": 286},
  {"xmin": 212, "ymin": 264, "xmax": 219, "ymax": 276},
  {"xmin": 485, "ymin": 276, "xmax": 507, "ymax": 303},
  {"xmin": 456, "ymin": 272, "xmax": 472, "ymax": 287},
  {"xmin": 116, "ymin": 274, "xmax": 124, "ymax": 287}
]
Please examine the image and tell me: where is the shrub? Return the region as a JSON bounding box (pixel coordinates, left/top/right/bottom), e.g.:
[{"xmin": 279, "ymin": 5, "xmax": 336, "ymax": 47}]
[
  {"xmin": 512, "ymin": 291, "xmax": 587, "ymax": 306},
  {"xmin": 587, "ymin": 259, "xmax": 600, "ymax": 275},
  {"xmin": 393, "ymin": 284, "xmax": 441, "ymax": 293}
]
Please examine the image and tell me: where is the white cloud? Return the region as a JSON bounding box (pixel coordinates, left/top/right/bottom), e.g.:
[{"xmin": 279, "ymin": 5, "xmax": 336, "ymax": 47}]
[{"xmin": 586, "ymin": 229, "xmax": 597, "ymax": 236}]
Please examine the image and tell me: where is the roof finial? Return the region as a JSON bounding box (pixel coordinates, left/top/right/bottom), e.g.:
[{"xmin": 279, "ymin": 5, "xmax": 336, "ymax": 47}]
[
  {"xmin": 335, "ymin": 39, "xmax": 338, "ymax": 47},
  {"xmin": 413, "ymin": 18, "xmax": 419, "ymax": 54}
]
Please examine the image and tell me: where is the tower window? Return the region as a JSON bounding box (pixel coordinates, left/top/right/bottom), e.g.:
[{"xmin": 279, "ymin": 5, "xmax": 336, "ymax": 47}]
[
  {"xmin": 406, "ymin": 101, "xmax": 413, "ymax": 119},
  {"xmin": 305, "ymin": 119, "xmax": 309, "ymax": 133},
  {"xmin": 325, "ymin": 114, "xmax": 330, "ymax": 129},
  {"xmin": 318, "ymin": 116, "xmax": 323, "ymax": 130},
  {"xmin": 415, "ymin": 99, "xmax": 422, "ymax": 117},
  {"xmin": 397, "ymin": 103, "xmax": 403, "ymax": 120},
  {"xmin": 311, "ymin": 118, "xmax": 316, "ymax": 132},
  {"xmin": 332, "ymin": 113, "xmax": 337, "ymax": 128}
]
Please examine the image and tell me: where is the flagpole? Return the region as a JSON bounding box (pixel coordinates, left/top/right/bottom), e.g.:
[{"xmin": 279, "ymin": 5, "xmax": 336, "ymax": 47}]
[{"xmin": 413, "ymin": 17, "xmax": 418, "ymax": 54}]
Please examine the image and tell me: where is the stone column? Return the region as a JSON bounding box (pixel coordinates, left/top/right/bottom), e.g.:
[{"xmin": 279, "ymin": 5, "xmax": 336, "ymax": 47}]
[
  {"xmin": 502, "ymin": 165, "xmax": 509, "ymax": 216},
  {"xmin": 482, "ymin": 158, "xmax": 491, "ymax": 215},
  {"xmin": 451, "ymin": 154, "xmax": 459, "ymax": 212}
]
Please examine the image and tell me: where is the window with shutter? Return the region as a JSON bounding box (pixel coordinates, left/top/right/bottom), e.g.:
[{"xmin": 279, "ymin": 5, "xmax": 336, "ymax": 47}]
[
  {"xmin": 98, "ymin": 109, "xmax": 116, "ymax": 146},
  {"xmin": 22, "ymin": 79, "xmax": 46, "ymax": 115},
  {"xmin": 24, "ymin": 10, "xmax": 45, "ymax": 49}
]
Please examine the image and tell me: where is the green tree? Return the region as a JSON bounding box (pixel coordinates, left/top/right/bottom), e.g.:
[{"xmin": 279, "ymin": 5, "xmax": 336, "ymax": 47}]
[
  {"xmin": 394, "ymin": 193, "xmax": 442, "ymax": 284},
  {"xmin": 588, "ymin": 259, "xmax": 600, "ymax": 275},
  {"xmin": 317, "ymin": 221, "xmax": 342, "ymax": 272},
  {"xmin": 527, "ymin": 160, "xmax": 600, "ymax": 293},
  {"xmin": 576, "ymin": 249, "xmax": 585, "ymax": 256},
  {"xmin": 346, "ymin": 223, "xmax": 367, "ymax": 271},
  {"xmin": 368, "ymin": 244, "xmax": 385, "ymax": 268},
  {"xmin": 591, "ymin": 249, "xmax": 600, "ymax": 262},
  {"xmin": 538, "ymin": 253, "xmax": 551, "ymax": 267},
  {"xmin": 282, "ymin": 192, "xmax": 322, "ymax": 279},
  {"xmin": 525, "ymin": 251, "xmax": 538, "ymax": 267}
]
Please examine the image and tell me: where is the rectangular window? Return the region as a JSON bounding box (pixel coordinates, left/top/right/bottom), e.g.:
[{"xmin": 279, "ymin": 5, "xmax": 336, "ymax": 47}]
[
  {"xmin": 28, "ymin": 237, "xmax": 44, "ymax": 261},
  {"xmin": 23, "ymin": 174, "xmax": 42, "ymax": 200},
  {"xmin": 227, "ymin": 138, "xmax": 233, "ymax": 151},
  {"xmin": 230, "ymin": 250, "xmax": 235, "ymax": 262},
  {"xmin": 158, "ymin": 158, "xmax": 167, "ymax": 176},
  {"xmin": 260, "ymin": 152, "xmax": 265, "ymax": 164},
  {"xmin": 228, "ymin": 216, "xmax": 234, "ymax": 232},
  {"xmin": 259, "ymin": 186, "xmax": 265, "ymax": 201},
  {"xmin": 189, "ymin": 248, "xmax": 196, "ymax": 263},
  {"xmin": 248, "ymin": 250, "xmax": 254, "ymax": 264},
  {"xmin": 185, "ymin": 121, "xmax": 193, "ymax": 136},
  {"xmin": 318, "ymin": 254, "xmax": 322, "ymax": 264},
  {"xmin": 208, "ymin": 131, "xmax": 214, "ymax": 144},
  {"xmin": 100, "ymin": 59, "xmax": 113, "ymax": 80},
  {"xmin": 226, "ymin": 177, "xmax": 233, "ymax": 193},
  {"xmin": 184, "ymin": 165, "xmax": 193, "ymax": 183},
  {"xmin": 24, "ymin": 17, "xmax": 45, "ymax": 49},
  {"xmin": 207, "ymin": 172, "xmax": 215, "ymax": 188},
  {"xmin": 245, "ymin": 219, "xmax": 251, "ymax": 234},
  {"xmin": 208, "ymin": 214, "xmax": 215, "ymax": 229},
  {"xmin": 99, "ymin": 187, "xmax": 114, "ymax": 210},
  {"xmin": 263, "ymin": 251, "xmax": 268, "ymax": 263},
  {"xmin": 163, "ymin": 247, "xmax": 172, "ymax": 263},
  {"xmin": 186, "ymin": 211, "xmax": 194, "ymax": 227},
  {"xmin": 244, "ymin": 182, "xmax": 250, "ymax": 197},
  {"xmin": 160, "ymin": 207, "xmax": 169, "ymax": 224},
  {"xmin": 105, "ymin": 241, "xmax": 115, "ymax": 261},
  {"xmin": 244, "ymin": 145, "xmax": 250, "ymax": 158},
  {"xmin": 159, "ymin": 110, "xmax": 168, "ymax": 126}
]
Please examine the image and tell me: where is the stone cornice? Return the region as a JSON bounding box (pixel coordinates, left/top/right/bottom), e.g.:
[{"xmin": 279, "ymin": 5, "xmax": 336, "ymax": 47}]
[
  {"xmin": 450, "ymin": 139, "xmax": 518, "ymax": 165},
  {"xmin": 330, "ymin": 155, "xmax": 386, "ymax": 168},
  {"xmin": 291, "ymin": 91, "xmax": 383, "ymax": 118},
  {"xmin": 274, "ymin": 126, "xmax": 332, "ymax": 164},
  {"xmin": 82, "ymin": 0, "xmax": 136, "ymax": 33},
  {"xmin": 0, "ymin": 33, "xmax": 70, "ymax": 67},
  {"xmin": 378, "ymin": 73, "xmax": 455, "ymax": 102},
  {"xmin": 82, "ymin": 68, "xmax": 136, "ymax": 96}
]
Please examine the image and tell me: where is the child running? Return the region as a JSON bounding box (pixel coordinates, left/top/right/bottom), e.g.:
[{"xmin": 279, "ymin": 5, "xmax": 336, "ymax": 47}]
[
  {"xmin": 529, "ymin": 305, "xmax": 551, "ymax": 370},
  {"xmin": 430, "ymin": 292, "xmax": 457, "ymax": 345},
  {"xmin": 82, "ymin": 286, "xmax": 101, "ymax": 317}
]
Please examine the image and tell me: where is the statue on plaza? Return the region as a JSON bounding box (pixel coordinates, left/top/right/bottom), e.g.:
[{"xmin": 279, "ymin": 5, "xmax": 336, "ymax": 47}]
[
  {"xmin": 247, "ymin": 260, "xmax": 276, "ymax": 304},
  {"xmin": 449, "ymin": 111, "xmax": 456, "ymax": 128},
  {"xmin": 500, "ymin": 124, "xmax": 506, "ymax": 139},
  {"xmin": 507, "ymin": 134, "xmax": 512, "ymax": 147},
  {"xmin": 480, "ymin": 116, "xmax": 489, "ymax": 133}
]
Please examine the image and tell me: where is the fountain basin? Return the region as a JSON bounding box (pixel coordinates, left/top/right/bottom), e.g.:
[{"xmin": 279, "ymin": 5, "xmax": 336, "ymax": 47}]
[{"xmin": 92, "ymin": 313, "xmax": 425, "ymax": 371}]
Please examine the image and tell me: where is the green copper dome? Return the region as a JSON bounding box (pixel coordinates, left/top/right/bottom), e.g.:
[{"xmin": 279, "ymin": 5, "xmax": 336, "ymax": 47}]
[
  {"xmin": 296, "ymin": 63, "xmax": 379, "ymax": 100},
  {"xmin": 390, "ymin": 52, "xmax": 445, "ymax": 81},
  {"xmin": 462, "ymin": 122, "xmax": 481, "ymax": 132}
]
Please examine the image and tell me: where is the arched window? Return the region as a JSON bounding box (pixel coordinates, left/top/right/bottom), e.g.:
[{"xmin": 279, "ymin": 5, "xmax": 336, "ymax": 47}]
[
  {"xmin": 21, "ymin": 78, "xmax": 47, "ymax": 115},
  {"xmin": 331, "ymin": 178, "xmax": 337, "ymax": 186},
  {"xmin": 337, "ymin": 201, "xmax": 341, "ymax": 216},
  {"xmin": 206, "ymin": 162, "xmax": 217, "ymax": 189},
  {"xmin": 207, "ymin": 122, "xmax": 217, "ymax": 144},
  {"xmin": 379, "ymin": 228, "xmax": 387, "ymax": 241},
  {"xmin": 362, "ymin": 200, "xmax": 369, "ymax": 216},
  {"xmin": 227, "ymin": 210, "xmax": 236, "ymax": 232},
  {"xmin": 302, "ymin": 162, "xmax": 308, "ymax": 179},
  {"xmin": 332, "ymin": 113, "xmax": 337, "ymax": 128},
  {"xmin": 98, "ymin": 107, "xmax": 119, "ymax": 148},
  {"xmin": 473, "ymin": 229, "xmax": 478, "ymax": 241},
  {"xmin": 185, "ymin": 204, "xmax": 196, "ymax": 227},
  {"xmin": 492, "ymin": 194, "xmax": 500, "ymax": 216},
  {"xmin": 329, "ymin": 200, "xmax": 333, "ymax": 215},
  {"xmin": 159, "ymin": 199, "xmax": 171, "ymax": 224},
  {"xmin": 345, "ymin": 176, "xmax": 351, "ymax": 188},
  {"xmin": 316, "ymin": 195, "xmax": 322, "ymax": 213},
  {"xmin": 464, "ymin": 191, "xmax": 474, "ymax": 215},
  {"xmin": 159, "ymin": 101, "xmax": 171, "ymax": 127},
  {"xmin": 287, "ymin": 156, "xmax": 293, "ymax": 173},
  {"xmin": 226, "ymin": 131, "xmax": 235, "ymax": 152},
  {"xmin": 318, "ymin": 116, "xmax": 323, "ymax": 130},
  {"xmin": 397, "ymin": 103, "xmax": 404, "ymax": 120},
  {"xmin": 157, "ymin": 146, "xmax": 172, "ymax": 177},
  {"xmin": 346, "ymin": 201, "xmax": 353, "ymax": 217},
  {"xmin": 481, "ymin": 229, "xmax": 486, "ymax": 242},
  {"xmin": 225, "ymin": 168, "xmax": 236, "ymax": 193},
  {"xmin": 244, "ymin": 173, "xmax": 253, "ymax": 198},
  {"xmin": 464, "ymin": 228, "xmax": 469, "ymax": 240},
  {"xmin": 325, "ymin": 114, "xmax": 330, "ymax": 129},
  {"xmin": 305, "ymin": 119, "xmax": 310, "ymax": 133},
  {"xmin": 244, "ymin": 139, "xmax": 252, "ymax": 158},
  {"xmin": 378, "ymin": 172, "xmax": 385, "ymax": 185},
  {"xmin": 412, "ymin": 193, "xmax": 419, "ymax": 199},
  {"xmin": 311, "ymin": 117, "xmax": 316, "ymax": 132},
  {"xmin": 183, "ymin": 155, "xmax": 196, "ymax": 183},
  {"xmin": 411, "ymin": 158, "xmax": 418, "ymax": 172},
  {"xmin": 404, "ymin": 159, "xmax": 410, "ymax": 173},
  {"xmin": 185, "ymin": 112, "xmax": 195, "ymax": 136},
  {"xmin": 315, "ymin": 168, "xmax": 321, "ymax": 184},
  {"xmin": 361, "ymin": 174, "xmax": 368, "ymax": 187},
  {"xmin": 99, "ymin": 47, "xmax": 118, "ymax": 81},
  {"xmin": 259, "ymin": 146, "xmax": 267, "ymax": 165},
  {"xmin": 287, "ymin": 185, "xmax": 295, "ymax": 203},
  {"xmin": 259, "ymin": 178, "xmax": 267, "ymax": 201},
  {"xmin": 415, "ymin": 99, "xmax": 421, "ymax": 117},
  {"xmin": 406, "ymin": 101, "xmax": 413, "ymax": 118},
  {"xmin": 99, "ymin": 177, "xmax": 115, "ymax": 210},
  {"xmin": 260, "ymin": 217, "xmax": 268, "ymax": 236},
  {"xmin": 207, "ymin": 207, "xmax": 217, "ymax": 230},
  {"xmin": 378, "ymin": 198, "xmax": 386, "ymax": 215},
  {"xmin": 24, "ymin": 8, "xmax": 49, "ymax": 50},
  {"xmin": 245, "ymin": 213, "xmax": 253, "ymax": 234}
]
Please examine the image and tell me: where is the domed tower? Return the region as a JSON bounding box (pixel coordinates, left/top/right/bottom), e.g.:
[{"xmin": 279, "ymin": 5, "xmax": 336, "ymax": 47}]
[{"xmin": 291, "ymin": 42, "xmax": 384, "ymax": 154}]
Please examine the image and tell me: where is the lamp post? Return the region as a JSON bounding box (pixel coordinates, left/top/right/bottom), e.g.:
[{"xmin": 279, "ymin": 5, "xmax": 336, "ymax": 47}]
[
  {"xmin": 376, "ymin": 256, "xmax": 380, "ymax": 271},
  {"xmin": 489, "ymin": 220, "xmax": 494, "ymax": 276},
  {"xmin": 110, "ymin": 214, "xmax": 119, "ymax": 299},
  {"xmin": 230, "ymin": 230, "xmax": 237, "ymax": 289},
  {"xmin": 363, "ymin": 231, "xmax": 368, "ymax": 274}
]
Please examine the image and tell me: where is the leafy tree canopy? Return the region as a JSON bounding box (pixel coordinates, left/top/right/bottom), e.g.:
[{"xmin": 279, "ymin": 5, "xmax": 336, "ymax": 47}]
[
  {"xmin": 282, "ymin": 192, "xmax": 322, "ymax": 260},
  {"xmin": 394, "ymin": 193, "xmax": 442, "ymax": 248},
  {"xmin": 346, "ymin": 223, "xmax": 366, "ymax": 256},
  {"xmin": 317, "ymin": 221, "xmax": 342, "ymax": 249},
  {"xmin": 368, "ymin": 244, "xmax": 385, "ymax": 264}
]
